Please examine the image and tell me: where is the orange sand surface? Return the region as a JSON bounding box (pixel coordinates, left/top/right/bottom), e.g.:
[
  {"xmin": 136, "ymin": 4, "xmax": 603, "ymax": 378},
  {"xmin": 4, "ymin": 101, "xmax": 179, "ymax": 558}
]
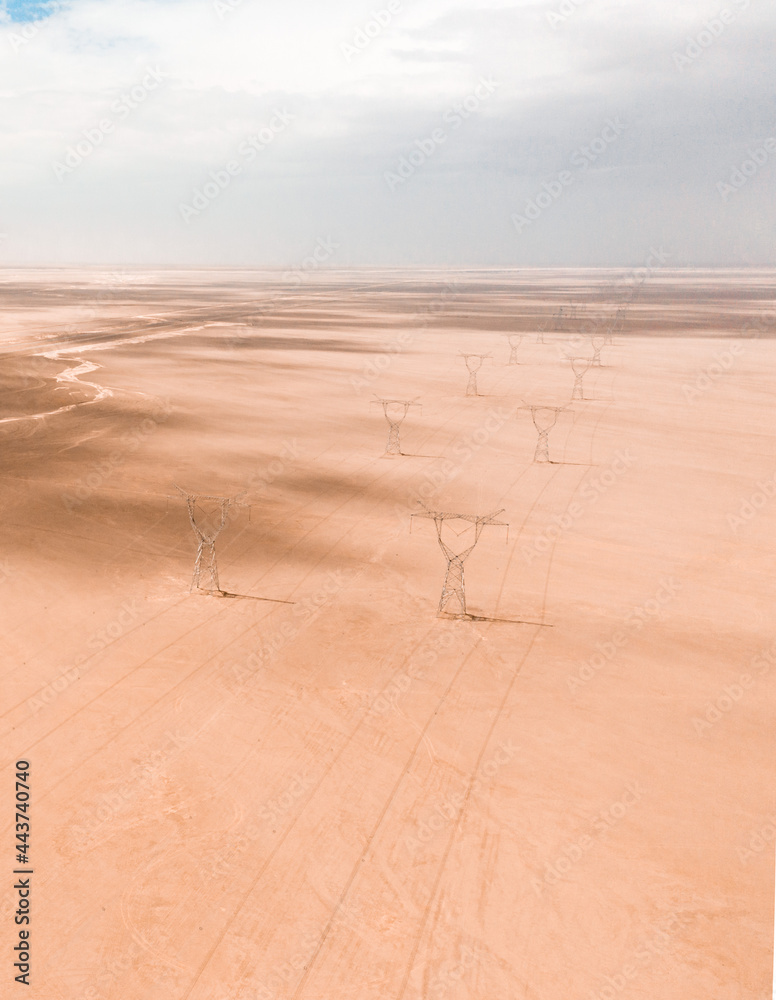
[{"xmin": 0, "ymin": 268, "xmax": 774, "ymax": 1000}]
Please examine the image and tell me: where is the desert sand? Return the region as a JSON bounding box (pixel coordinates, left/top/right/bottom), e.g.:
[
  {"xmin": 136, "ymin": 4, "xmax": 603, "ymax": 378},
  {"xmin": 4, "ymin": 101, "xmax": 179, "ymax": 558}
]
[{"xmin": 0, "ymin": 267, "xmax": 774, "ymax": 1000}]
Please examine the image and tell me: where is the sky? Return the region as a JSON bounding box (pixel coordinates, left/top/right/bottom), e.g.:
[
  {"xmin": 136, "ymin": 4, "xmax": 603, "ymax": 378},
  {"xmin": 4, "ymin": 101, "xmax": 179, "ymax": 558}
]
[{"xmin": 0, "ymin": 0, "xmax": 774, "ymax": 266}]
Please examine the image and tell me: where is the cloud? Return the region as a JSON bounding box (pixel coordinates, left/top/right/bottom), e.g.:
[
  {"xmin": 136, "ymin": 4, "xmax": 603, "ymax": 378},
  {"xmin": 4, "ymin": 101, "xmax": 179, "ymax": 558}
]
[{"xmin": 0, "ymin": 0, "xmax": 774, "ymax": 264}]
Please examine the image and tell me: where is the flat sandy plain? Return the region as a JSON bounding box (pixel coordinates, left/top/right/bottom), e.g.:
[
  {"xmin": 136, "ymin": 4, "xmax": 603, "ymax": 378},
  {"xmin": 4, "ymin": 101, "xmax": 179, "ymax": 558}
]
[{"xmin": 0, "ymin": 267, "xmax": 774, "ymax": 1000}]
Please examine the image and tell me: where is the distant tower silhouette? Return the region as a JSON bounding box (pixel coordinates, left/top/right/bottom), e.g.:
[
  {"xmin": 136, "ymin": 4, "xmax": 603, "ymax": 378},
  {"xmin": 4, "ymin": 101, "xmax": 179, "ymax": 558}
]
[
  {"xmin": 459, "ymin": 353, "xmax": 491, "ymax": 397},
  {"xmin": 372, "ymin": 397, "xmax": 421, "ymax": 456},
  {"xmin": 590, "ymin": 334, "xmax": 605, "ymax": 367},
  {"xmin": 568, "ymin": 357, "xmax": 591, "ymax": 401},
  {"xmin": 521, "ymin": 405, "xmax": 567, "ymax": 463},
  {"xmin": 505, "ymin": 334, "xmax": 522, "ymax": 365}
]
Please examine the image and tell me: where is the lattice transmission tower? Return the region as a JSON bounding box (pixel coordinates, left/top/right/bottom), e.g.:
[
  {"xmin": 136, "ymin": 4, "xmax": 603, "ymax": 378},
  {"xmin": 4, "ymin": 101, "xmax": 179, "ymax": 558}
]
[
  {"xmin": 553, "ymin": 303, "xmax": 581, "ymax": 333},
  {"xmin": 606, "ymin": 307, "xmax": 627, "ymax": 344},
  {"xmin": 568, "ymin": 356, "xmax": 592, "ymax": 401},
  {"xmin": 459, "ymin": 353, "xmax": 491, "ymax": 397},
  {"xmin": 590, "ymin": 333, "xmax": 606, "ymax": 367},
  {"xmin": 504, "ymin": 334, "xmax": 522, "ymax": 365},
  {"xmin": 411, "ymin": 504, "xmax": 509, "ymax": 618},
  {"xmin": 176, "ymin": 486, "xmax": 246, "ymax": 595},
  {"xmin": 520, "ymin": 405, "xmax": 568, "ymax": 463},
  {"xmin": 371, "ymin": 397, "xmax": 421, "ymax": 457}
]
